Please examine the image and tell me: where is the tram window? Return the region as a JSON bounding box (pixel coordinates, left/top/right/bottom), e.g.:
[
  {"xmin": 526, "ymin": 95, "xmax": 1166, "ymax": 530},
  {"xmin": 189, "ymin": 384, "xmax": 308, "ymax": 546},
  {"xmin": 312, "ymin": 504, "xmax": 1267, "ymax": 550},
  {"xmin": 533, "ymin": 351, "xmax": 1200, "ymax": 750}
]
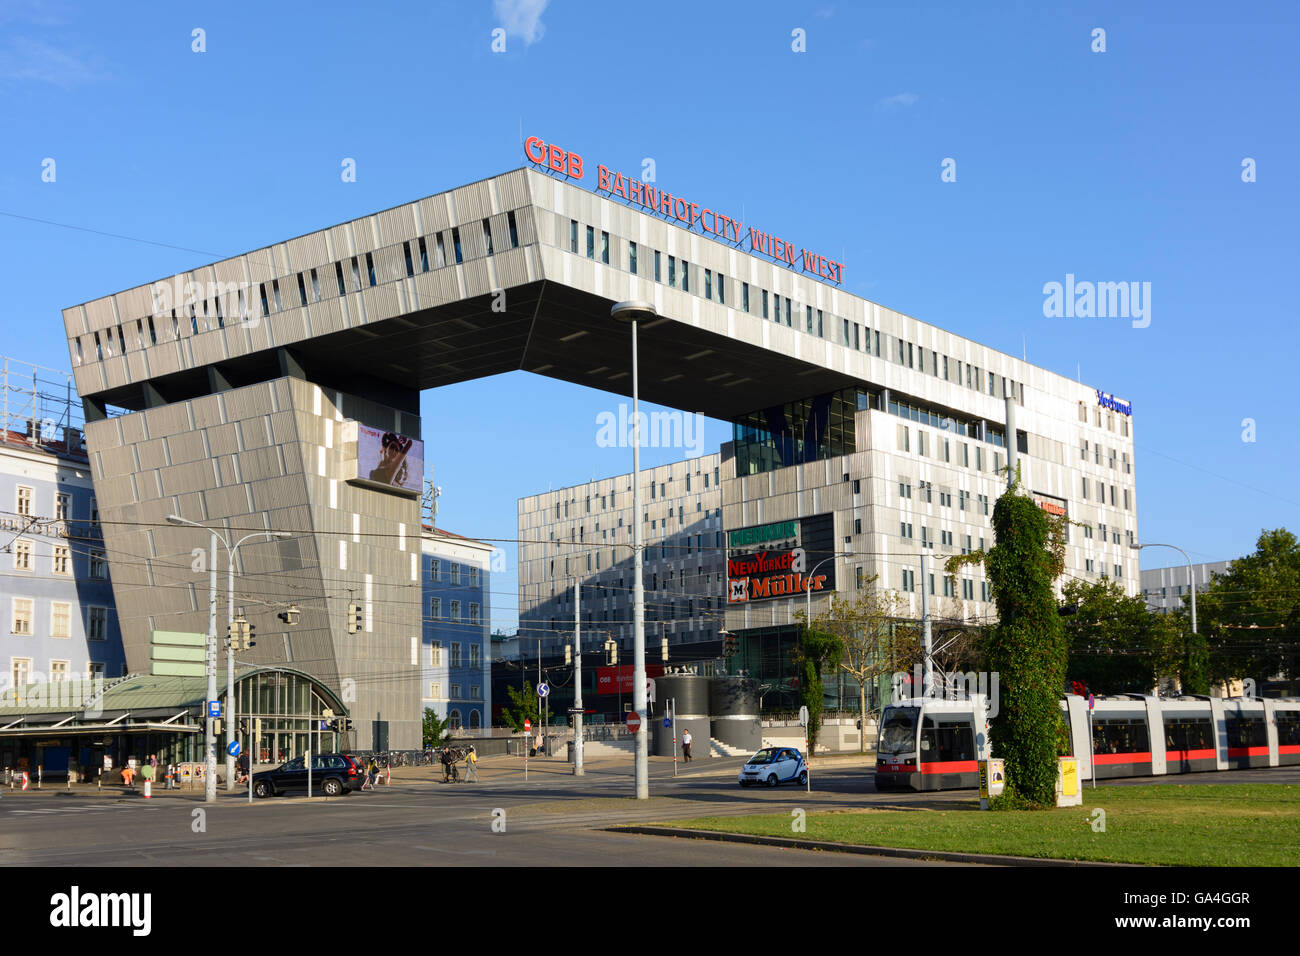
[
  {"xmin": 879, "ymin": 707, "xmax": 918, "ymax": 755},
  {"xmin": 1276, "ymin": 715, "xmax": 1300, "ymax": 746},
  {"xmin": 1165, "ymin": 717, "xmax": 1212, "ymax": 752},
  {"xmin": 1224, "ymin": 716, "xmax": 1266, "ymax": 748},
  {"xmin": 1093, "ymin": 717, "xmax": 1149, "ymax": 754},
  {"xmin": 921, "ymin": 717, "xmax": 974, "ymax": 762}
]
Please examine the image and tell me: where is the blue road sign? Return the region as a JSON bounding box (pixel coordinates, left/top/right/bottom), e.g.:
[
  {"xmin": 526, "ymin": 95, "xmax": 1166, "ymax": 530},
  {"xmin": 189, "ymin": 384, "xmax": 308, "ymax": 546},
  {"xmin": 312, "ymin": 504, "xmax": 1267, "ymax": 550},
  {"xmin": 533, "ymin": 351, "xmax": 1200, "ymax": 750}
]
[
  {"xmin": 537, "ymin": 682, "xmax": 550, "ymax": 698},
  {"xmin": 208, "ymin": 700, "xmax": 221, "ymax": 718},
  {"xmin": 663, "ymin": 717, "xmax": 671, "ymax": 728},
  {"xmin": 227, "ymin": 741, "xmax": 241, "ymax": 757}
]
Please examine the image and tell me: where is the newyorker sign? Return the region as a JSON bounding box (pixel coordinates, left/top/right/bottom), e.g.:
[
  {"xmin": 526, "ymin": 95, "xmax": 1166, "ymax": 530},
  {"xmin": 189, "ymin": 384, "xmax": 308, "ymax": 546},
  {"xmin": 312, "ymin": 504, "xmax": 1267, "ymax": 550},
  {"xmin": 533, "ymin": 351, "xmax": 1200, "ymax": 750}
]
[{"xmin": 525, "ymin": 135, "xmax": 845, "ymax": 285}]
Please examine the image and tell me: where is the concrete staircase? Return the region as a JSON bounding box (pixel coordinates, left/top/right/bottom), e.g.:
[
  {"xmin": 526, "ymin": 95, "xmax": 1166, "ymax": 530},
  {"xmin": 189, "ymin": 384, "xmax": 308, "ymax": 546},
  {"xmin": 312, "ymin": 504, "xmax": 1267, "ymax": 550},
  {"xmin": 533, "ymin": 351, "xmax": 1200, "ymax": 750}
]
[{"xmin": 708, "ymin": 737, "xmax": 752, "ymax": 758}]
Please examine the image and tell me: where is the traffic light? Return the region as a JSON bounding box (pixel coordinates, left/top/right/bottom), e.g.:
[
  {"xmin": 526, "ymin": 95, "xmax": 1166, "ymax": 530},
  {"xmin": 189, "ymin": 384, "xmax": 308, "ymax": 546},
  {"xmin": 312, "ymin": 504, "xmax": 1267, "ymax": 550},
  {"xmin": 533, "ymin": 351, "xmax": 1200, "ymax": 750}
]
[
  {"xmin": 244, "ymin": 622, "xmax": 256, "ymax": 650},
  {"xmin": 564, "ymin": 643, "xmax": 572, "ymax": 665},
  {"xmin": 346, "ymin": 603, "xmax": 363, "ymax": 634},
  {"xmin": 277, "ymin": 603, "xmax": 300, "ymax": 626},
  {"xmin": 661, "ymin": 637, "xmax": 669, "ymax": 662}
]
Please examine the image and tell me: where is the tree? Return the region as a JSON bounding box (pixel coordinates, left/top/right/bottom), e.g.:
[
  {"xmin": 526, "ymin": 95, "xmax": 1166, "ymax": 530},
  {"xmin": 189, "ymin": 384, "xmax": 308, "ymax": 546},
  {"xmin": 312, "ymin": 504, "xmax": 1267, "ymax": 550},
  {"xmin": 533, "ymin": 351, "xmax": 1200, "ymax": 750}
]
[
  {"xmin": 499, "ymin": 683, "xmax": 540, "ymax": 733},
  {"xmin": 948, "ymin": 470, "xmax": 1068, "ymax": 807},
  {"xmin": 1061, "ymin": 578, "xmax": 1182, "ymax": 694},
  {"xmin": 792, "ymin": 627, "xmax": 843, "ymax": 754},
  {"xmin": 800, "ymin": 583, "xmax": 921, "ymax": 752},
  {"xmin": 422, "ymin": 708, "xmax": 453, "ymax": 749},
  {"xmin": 1197, "ymin": 528, "xmax": 1300, "ymax": 690}
]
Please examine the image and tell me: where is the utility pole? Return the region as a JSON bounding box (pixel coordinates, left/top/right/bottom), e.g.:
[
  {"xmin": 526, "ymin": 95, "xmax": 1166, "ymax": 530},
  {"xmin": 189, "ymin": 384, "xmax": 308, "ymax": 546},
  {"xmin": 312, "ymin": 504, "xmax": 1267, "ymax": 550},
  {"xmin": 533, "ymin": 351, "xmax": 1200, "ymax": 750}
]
[{"xmin": 574, "ymin": 578, "xmax": 584, "ymax": 775}]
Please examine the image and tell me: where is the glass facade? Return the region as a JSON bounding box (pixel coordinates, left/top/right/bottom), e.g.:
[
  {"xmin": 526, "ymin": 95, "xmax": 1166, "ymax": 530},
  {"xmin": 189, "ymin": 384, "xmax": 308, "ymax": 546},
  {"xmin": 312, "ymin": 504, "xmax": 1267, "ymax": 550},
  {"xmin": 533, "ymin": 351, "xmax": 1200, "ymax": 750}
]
[{"xmin": 732, "ymin": 388, "xmax": 867, "ymax": 476}]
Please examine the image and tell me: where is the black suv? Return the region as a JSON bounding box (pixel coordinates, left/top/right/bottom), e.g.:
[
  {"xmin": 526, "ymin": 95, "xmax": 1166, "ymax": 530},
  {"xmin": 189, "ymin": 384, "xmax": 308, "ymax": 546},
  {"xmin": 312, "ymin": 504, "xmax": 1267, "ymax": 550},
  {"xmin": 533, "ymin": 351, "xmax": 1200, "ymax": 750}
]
[{"xmin": 252, "ymin": 754, "xmax": 360, "ymax": 797}]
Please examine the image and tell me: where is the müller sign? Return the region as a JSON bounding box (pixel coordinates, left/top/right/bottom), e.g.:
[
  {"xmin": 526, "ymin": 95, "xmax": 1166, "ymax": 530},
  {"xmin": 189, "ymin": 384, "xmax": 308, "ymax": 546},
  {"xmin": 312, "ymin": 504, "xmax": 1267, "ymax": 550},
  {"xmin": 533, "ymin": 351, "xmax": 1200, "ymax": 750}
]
[{"xmin": 525, "ymin": 135, "xmax": 845, "ymax": 285}]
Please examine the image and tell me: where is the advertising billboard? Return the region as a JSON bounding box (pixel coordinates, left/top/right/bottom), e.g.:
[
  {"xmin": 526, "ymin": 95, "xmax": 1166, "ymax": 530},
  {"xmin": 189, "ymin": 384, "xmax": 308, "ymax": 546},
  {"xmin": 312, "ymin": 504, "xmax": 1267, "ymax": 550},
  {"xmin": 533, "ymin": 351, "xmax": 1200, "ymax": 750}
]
[
  {"xmin": 596, "ymin": 663, "xmax": 664, "ymax": 695},
  {"xmin": 726, "ymin": 514, "xmax": 836, "ymax": 604},
  {"xmin": 343, "ymin": 422, "xmax": 424, "ymax": 496}
]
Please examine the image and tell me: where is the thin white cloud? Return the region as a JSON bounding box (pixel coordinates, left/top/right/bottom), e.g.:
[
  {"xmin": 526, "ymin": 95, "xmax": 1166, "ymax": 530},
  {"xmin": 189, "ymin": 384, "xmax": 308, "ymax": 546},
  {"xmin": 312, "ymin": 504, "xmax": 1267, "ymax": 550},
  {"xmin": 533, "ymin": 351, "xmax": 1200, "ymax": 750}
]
[
  {"xmin": 876, "ymin": 92, "xmax": 919, "ymax": 112},
  {"xmin": 0, "ymin": 36, "xmax": 104, "ymax": 88},
  {"xmin": 494, "ymin": 0, "xmax": 549, "ymax": 46}
]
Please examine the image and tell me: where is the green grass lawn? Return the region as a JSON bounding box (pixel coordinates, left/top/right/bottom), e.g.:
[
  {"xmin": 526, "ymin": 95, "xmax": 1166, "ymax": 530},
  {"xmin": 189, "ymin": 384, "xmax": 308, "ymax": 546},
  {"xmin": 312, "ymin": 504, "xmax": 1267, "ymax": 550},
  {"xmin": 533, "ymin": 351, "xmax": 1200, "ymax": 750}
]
[{"xmin": 661, "ymin": 784, "xmax": 1300, "ymax": 866}]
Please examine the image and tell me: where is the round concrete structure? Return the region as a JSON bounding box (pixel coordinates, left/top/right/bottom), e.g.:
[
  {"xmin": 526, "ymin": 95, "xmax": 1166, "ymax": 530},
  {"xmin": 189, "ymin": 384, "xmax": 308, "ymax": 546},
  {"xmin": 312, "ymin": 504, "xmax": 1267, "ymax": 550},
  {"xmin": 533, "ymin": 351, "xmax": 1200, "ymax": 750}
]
[
  {"xmin": 708, "ymin": 676, "xmax": 761, "ymax": 753},
  {"xmin": 651, "ymin": 674, "xmax": 711, "ymax": 758}
]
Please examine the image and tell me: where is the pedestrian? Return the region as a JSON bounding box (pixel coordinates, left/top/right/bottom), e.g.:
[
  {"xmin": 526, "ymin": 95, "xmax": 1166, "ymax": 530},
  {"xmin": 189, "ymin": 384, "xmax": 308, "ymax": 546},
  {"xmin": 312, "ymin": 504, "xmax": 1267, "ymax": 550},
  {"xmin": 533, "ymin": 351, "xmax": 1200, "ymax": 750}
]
[
  {"xmin": 149, "ymin": 753, "xmax": 158, "ymax": 777},
  {"xmin": 121, "ymin": 764, "xmax": 135, "ymax": 790},
  {"xmin": 440, "ymin": 746, "xmax": 453, "ymax": 783},
  {"xmin": 682, "ymin": 729, "xmax": 693, "ymax": 762},
  {"xmin": 465, "ymin": 746, "xmax": 478, "ymax": 783}
]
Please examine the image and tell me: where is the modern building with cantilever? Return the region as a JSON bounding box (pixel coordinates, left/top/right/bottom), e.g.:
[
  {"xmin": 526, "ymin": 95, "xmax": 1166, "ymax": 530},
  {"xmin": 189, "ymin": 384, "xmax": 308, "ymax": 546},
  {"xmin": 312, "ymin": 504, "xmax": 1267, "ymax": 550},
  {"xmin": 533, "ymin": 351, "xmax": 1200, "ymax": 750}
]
[{"xmin": 62, "ymin": 139, "xmax": 1139, "ymax": 746}]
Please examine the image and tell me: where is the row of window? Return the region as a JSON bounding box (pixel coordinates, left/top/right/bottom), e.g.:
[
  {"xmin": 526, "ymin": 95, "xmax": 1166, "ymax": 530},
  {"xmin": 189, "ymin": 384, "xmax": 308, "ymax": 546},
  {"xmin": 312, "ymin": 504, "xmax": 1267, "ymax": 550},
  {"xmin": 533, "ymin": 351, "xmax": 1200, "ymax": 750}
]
[
  {"xmin": 9, "ymin": 539, "xmax": 107, "ymax": 577},
  {"xmin": 74, "ymin": 212, "xmax": 523, "ymax": 364},
  {"xmin": 9, "ymin": 599, "xmax": 110, "ymax": 639},
  {"xmin": 1080, "ymin": 440, "xmax": 1132, "ymax": 474},
  {"xmin": 568, "ymin": 216, "xmax": 1029, "ymax": 401},
  {"xmin": 426, "ymin": 599, "xmax": 481, "ymax": 624},
  {"xmin": 10, "ymin": 658, "xmax": 108, "ymax": 688},
  {"xmin": 429, "ymin": 706, "xmax": 482, "ymax": 731},
  {"xmin": 426, "ymin": 559, "xmax": 481, "ymax": 587},
  {"xmin": 1078, "ymin": 401, "xmax": 1132, "ymax": 437},
  {"xmin": 889, "ymin": 567, "xmax": 992, "ymax": 602},
  {"xmin": 12, "ymin": 487, "xmax": 97, "ymax": 523},
  {"xmin": 425, "ymin": 641, "xmax": 482, "ymax": 668},
  {"xmin": 549, "ymin": 509, "xmax": 720, "ymax": 549},
  {"xmin": 425, "ymin": 683, "xmax": 484, "ymax": 701},
  {"xmin": 551, "ymin": 467, "xmax": 722, "ymax": 518},
  {"xmin": 1080, "ymin": 476, "xmax": 1133, "ymax": 511}
]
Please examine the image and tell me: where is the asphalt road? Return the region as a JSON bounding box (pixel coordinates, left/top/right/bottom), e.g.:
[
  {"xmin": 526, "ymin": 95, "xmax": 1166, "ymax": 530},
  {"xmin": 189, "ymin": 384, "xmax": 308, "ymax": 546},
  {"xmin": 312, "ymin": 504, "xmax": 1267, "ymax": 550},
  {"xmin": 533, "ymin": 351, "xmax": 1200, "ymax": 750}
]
[{"xmin": 3, "ymin": 757, "xmax": 1294, "ymax": 867}]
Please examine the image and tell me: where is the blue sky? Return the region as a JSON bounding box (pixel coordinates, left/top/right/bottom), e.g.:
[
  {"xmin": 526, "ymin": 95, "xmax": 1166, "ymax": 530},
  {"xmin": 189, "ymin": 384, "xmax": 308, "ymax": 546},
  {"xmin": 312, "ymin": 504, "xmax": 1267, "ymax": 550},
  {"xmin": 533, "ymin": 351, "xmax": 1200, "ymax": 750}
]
[{"xmin": 2, "ymin": 1, "xmax": 1296, "ymax": 632}]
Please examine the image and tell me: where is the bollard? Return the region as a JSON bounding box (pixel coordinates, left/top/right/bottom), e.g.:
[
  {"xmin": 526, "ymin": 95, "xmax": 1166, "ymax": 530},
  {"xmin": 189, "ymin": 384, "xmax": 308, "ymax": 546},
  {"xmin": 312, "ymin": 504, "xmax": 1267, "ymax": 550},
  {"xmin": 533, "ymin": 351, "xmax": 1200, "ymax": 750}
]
[
  {"xmin": 37, "ymin": 766, "xmax": 41, "ymax": 790},
  {"xmin": 143, "ymin": 779, "xmax": 151, "ymax": 800}
]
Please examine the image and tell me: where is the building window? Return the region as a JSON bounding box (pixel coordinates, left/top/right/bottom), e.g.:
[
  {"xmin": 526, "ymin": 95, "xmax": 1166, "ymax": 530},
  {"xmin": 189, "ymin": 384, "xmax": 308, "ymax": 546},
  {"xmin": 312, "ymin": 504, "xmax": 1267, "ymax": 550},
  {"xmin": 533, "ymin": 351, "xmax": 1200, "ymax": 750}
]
[
  {"xmin": 762, "ymin": 290, "xmax": 769, "ymax": 318},
  {"xmin": 429, "ymin": 598, "xmax": 441, "ymax": 620},
  {"xmin": 450, "ymin": 642, "xmax": 462, "ymax": 667},
  {"xmin": 586, "ymin": 226, "xmax": 595, "ymax": 259},
  {"xmin": 86, "ymin": 662, "xmax": 104, "ymax": 680},
  {"xmin": 53, "ymin": 546, "xmax": 71, "ymax": 576},
  {"xmin": 682, "ymin": 261, "xmax": 691, "ymax": 292},
  {"xmin": 600, "ymin": 230, "xmax": 609, "ymax": 264},
  {"xmin": 570, "ymin": 220, "xmax": 578, "ymax": 253},
  {"xmin": 654, "ymin": 250, "xmax": 661, "ymax": 281},
  {"xmin": 469, "ymin": 603, "xmax": 480, "ymax": 624},
  {"xmin": 429, "ymin": 558, "xmax": 441, "ymax": 581},
  {"xmin": 668, "ymin": 256, "xmax": 677, "ymax": 287},
  {"xmin": 450, "ymin": 601, "xmax": 461, "ymax": 622},
  {"xmin": 469, "ymin": 566, "xmax": 479, "ymax": 588},
  {"xmin": 90, "ymin": 551, "xmax": 107, "ymax": 579},
  {"xmin": 452, "ymin": 227, "xmax": 463, "ymax": 264},
  {"xmin": 450, "ymin": 564, "xmax": 461, "ymax": 585},
  {"xmin": 16, "ymin": 486, "xmax": 33, "ymax": 517},
  {"xmin": 470, "ymin": 645, "xmax": 481, "ymax": 667},
  {"xmin": 13, "ymin": 540, "xmax": 32, "ymax": 572},
  {"xmin": 12, "ymin": 598, "xmax": 34, "ymax": 635},
  {"xmin": 87, "ymin": 606, "xmax": 107, "ymax": 641},
  {"xmin": 11, "ymin": 658, "xmax": 31, "ymax": 688},
  {"xmin": 429, "ymin": 682, "xmax": 442, "ymax": 700},
  {"xmin": 901, "ymin": 569, "xmax": 914, "ymax": 592},
  {"xmin": 430, "ymin": 641, "xmax": 443, "ymax": 667},
  {"xmin": 50, "ymin": 659, "xmax": 69, "ymax": 681},
  {"xmin": 628, "ymin": 240, "xmax": 638, "ymax": 274}
]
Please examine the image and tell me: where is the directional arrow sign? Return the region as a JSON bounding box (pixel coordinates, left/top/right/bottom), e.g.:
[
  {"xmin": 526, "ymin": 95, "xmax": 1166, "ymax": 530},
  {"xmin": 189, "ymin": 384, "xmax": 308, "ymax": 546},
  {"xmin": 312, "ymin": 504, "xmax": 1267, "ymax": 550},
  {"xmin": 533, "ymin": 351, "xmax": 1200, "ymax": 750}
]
[
  {"xmin": 537, "ymin": 682, "xmax": 550, "ymax": 698},
  {"xmin": 227, "ymin": 741, "xmax": 241, "ymax": 757}
]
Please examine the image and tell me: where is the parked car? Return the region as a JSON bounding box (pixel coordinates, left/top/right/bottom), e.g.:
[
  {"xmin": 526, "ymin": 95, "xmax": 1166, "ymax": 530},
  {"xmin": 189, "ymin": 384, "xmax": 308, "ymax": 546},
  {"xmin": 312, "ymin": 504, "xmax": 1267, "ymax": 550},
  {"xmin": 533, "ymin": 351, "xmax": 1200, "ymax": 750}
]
[
  {"xmin": 251, "ymin": 753, "xmax": 360, "ymax": 797},
  {"xmin": 738, "ymin": 747, "xmax": 807, "ymax": 788}
]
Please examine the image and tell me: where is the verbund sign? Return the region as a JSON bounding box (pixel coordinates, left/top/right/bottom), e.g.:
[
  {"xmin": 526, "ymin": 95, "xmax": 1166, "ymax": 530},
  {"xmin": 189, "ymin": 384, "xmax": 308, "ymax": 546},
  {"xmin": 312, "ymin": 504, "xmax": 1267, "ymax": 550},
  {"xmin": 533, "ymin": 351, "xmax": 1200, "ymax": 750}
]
[
  {"xmin": 525, "ymin": 135, "xmax": 845, "ymax": 285},
  {"xmin": 596, "ymin": 663, "xmax": 664, "ymax": 695}
]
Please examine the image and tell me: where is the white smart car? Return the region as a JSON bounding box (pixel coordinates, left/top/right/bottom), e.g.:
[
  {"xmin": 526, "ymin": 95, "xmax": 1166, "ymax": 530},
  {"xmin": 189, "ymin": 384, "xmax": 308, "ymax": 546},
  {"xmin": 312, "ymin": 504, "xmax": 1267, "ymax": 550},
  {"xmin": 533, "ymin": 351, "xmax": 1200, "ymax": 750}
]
[{"xmin": 738, "ymin": 747, "xmax": 807, "ymax": 788}]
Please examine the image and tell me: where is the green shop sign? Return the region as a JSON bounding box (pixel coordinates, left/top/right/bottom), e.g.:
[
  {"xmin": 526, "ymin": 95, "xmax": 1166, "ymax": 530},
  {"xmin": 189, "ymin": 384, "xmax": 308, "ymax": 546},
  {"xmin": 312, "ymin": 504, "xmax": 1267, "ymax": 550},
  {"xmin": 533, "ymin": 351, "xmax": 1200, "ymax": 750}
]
[{"xmin": 728, "ymin": 520, "xmax": 797, "ymax": 549}]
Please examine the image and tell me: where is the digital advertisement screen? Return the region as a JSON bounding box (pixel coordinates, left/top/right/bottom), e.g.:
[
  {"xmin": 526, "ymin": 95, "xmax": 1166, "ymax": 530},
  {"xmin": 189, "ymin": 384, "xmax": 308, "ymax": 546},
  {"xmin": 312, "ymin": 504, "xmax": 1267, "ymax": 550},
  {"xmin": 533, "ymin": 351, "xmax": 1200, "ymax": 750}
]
[{"xmin": 354, "ymin": 424, "xmax": 423, "ymax": 495}]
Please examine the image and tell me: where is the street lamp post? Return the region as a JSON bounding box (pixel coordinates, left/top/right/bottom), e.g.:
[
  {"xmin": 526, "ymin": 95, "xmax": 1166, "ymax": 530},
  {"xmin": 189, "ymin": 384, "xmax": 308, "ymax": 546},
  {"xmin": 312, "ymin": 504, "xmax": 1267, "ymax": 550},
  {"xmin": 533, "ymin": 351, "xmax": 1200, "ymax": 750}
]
[
  {"xmin": 1132, "ymin": 541, "xmax": 1199, "ymax": 692},
  {"xmin": 168, "ymin": 515, "xmax": 288, "ymax": 796},
  {"xmin": 611, "ymin": 300, "xmax": 656, "ymax": 800},
  {"xmin": 1131, "ymin": 542, "xmax": 1197, "ymax": 635}
]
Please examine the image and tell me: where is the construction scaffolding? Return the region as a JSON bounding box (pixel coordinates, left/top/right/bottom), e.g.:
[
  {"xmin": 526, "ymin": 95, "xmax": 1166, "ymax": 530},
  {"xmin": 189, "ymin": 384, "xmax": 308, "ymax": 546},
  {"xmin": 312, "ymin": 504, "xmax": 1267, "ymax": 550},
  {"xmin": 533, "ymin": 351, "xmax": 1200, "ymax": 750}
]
[{"xmin": 0, "ymin": 355, "xmax": 85, "ymax": 458}]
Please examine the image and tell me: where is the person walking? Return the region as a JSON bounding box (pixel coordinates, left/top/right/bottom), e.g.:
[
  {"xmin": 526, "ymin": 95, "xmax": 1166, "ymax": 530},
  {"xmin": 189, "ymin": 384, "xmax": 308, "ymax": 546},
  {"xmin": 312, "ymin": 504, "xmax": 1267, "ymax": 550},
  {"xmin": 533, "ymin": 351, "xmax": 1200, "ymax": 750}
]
[
  {"xmin": 682, "ymin": 729, "xmax": 693, "ymax": 762},
  {"xmin": 464, "ymin": 746, "xmax": 479, "ymax": 783},
  {"xmin": 440, "ymin": 746, "xmax": 453, "ymax": 783}
]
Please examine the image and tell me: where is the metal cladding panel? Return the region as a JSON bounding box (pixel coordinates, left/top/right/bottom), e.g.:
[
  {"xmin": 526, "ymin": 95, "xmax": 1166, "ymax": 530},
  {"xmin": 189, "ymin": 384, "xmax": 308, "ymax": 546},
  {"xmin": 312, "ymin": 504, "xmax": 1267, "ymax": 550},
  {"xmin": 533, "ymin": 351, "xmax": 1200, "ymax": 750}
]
[
  {"xmin": 234, "ymin": 445, "xmax": 281, "ymax": 481},
  {"xmin": 103, "ymin": 355, "xmax": 131, "ymax": 390},
  {"xmin": 166, "ymin": 429, "xmax": 206, "ymax": 465},
  {"xmin": 202, "ymin": 484, "xmax": 250, "ymax": 518},
  {"xmin": 376, "ymin": 206, "xmax": 418, "ymax": 246},
  {"xmin": 159, "ymin": 460, "xmax": 217, "ymax": 497},
  {"xmin": 461, "ymin": 259, "xmax": 492, "ymax": 297},
  {"xmin": 85, "ymin": 298, "xmax": 116, "ymax": 333},
  {"xmin": 264, "ymin": 305, "xmax": 307, "ymax": 345},
  {"xmin": 353, "ymin": 218, "xmax": 382, "ymax": 255},
  {"xmin": 64, "ymin": 305, "xmax": 89, "ymax": 337},
  {"xmin": 417, "ymin": 195, "xmax": 452, "ymax": 233},
  {"xmin": 142, "ymin": 402, "xmax": 191, "ymax": 437},
  {"xmin": 373, "ymin": 246, "xmax": 405, "ymax": 285},
  {"xmin": 305, "ymin": 297, "xmax": 348, "ymax": 337},
  {"xmin": 205, "ymin": 422, "xmax": 239, "ymax": 457},
  {"xmin": 657, "ymin": 675, "xmax": 711, "ymax": 717},
  {"xmin": 515, "ymin": 205, "xmax": 538, "ymax": 246},
  {"xmin": 100, "ymin": 443, "xmax": 136, "ymax": 476},
  {"xmin": 358, "ymin": 285, "xmax": 402, "ymax": 325},
  {"xmin": 190, "ymin": 394, "xmax": 225, "ymax": 429},
  {"xmin": 135, "ymin": 438, "xmax": 167, "ymax": 470},
  {"xmin": 224, "ymin": 383, "xmax": 278, "ymax": 422},
  {"xmin": 451, "ymin": 181, "xmax": 492, "ymax": 221},
  {"xmin": 117, "ymin": 285, "xmax": 152, "ymax": 320},
  {"xmin": 494, "ymin": 247, "xmax": 531, "ymax": 288},
  {"xmin": 190, "ymin": 329, "xmax": 226, "ymax": 366},
  {"xmin": 285, "ymin": 233, "xmax": 330, "ymax": 271}
]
